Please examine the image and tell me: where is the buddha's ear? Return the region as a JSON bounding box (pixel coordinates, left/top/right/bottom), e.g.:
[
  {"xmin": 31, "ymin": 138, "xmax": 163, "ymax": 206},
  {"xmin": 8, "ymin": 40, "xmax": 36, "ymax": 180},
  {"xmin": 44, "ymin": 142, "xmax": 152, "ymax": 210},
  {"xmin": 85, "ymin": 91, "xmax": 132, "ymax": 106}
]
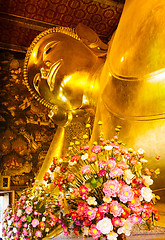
[{"xmin": 75, "ymin": 23, "xmax": 108, "ymax": 57}]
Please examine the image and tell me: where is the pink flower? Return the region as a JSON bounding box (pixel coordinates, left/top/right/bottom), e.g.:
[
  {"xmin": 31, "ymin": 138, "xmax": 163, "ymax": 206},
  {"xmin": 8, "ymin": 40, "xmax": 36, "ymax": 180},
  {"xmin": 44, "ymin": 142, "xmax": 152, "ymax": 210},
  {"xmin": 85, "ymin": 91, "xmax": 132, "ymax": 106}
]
[
  {"xmin": 86, "ymin": 207, "xmax": 97, "ymax": 221},
  {"xmin": 14, "ymin": 215, "xmax": 19, "ymax": 221},
  {"xmin": 128, "ymin": 197, "xmax": 141, "ymax": 207},
  {"xmin": 89, "ymin": 224, "xmax": 101, "ymax": 240},
  {"xmin": 34, "ymin": 211, "xmax": 38, "ymax": 215},
  {"xmin": 80, "ymin": 145, "xmax": 89, "ymax": 150},
  {"xmin": 81, "ymin": 165, "xmax": 91, "ymax": 174},
  {"xmin": 21, "ymin": 216, "xmax": 27, "ymax": 222},
  {"xmin": 72, "ymin": 188, "xmax": 79, "ymax": 198},
  {"xmin": 70, "ymin": 155, "xmax": 79, "ymax": 164},
  {"xmin": 107, "ymin": 159, "xmax": 116, "ymax": 169},
  {"xmin": 110, "ymin": 167, "xmax": 123, "ymax": 177},
  {"xmin": 82, "ymin": 194, "xmax": 88, "ymax": 200},
  {"xmin": 96, "ymin": 211, "xmax": 104, "ymax": 221},
  {"xmin": 67, "ymin": 173, "xmax": 75, "ymax": 182},
  {"xmin": 118, "ymin": 185, "xmax": 134, "ymax": 203},
  {"xmin": 7, "ymin": 231, "xmax": 12, "ymax": 237},
  {"xmin": 17, "ymin": 220, "xmax": 22, "ymax": 228},
  {"xmin": 23, "ymin": 223, "xmax": 27, "ymax": 228},
  {"xmin": 13, "ymin": 222, "xmax": 17, "ymax": 227},
  {"xmin": 128, "ymin": 214, "xmax": 142, "ymax": 224},
  {"xmin": 89, "ymin": 154, "xmax": 96, "ymax": 163},
  {"xmin": 98, "ymin": 161, "xmax": 107, "ymax": 168},
  {"xmin": 117, "ymin": 161, "xmax": 129, "ymax": 169},
  {"xmin": 98, "ymin": 169, "xmax": 106, "ymax": 176},
  {"xmin": 77, "ymin": 202, "xmax": 88, "ymax": 216},
  {"xmin": 129, "ymin": 205, "xmax": 143, "ymax": 214},
  {"xmin": 112, "ymin": 217, "xmax": 121, "ymax": 227},
  {"xmin": 36, "ymin": 230, "xmax": 42, "ymax": 237},
  {"xmin": 63, "ymin": 226, "xmax": 69, "ymax": 236},
  {"xmin": 103, "ymin": 179, "xmax": 120, "ymax": 197},
  {"xmin": 92, "ymin": 145, "xmax": 102, "ymax": 153},
  {"xmin": 99, "ymin": 203, "xmax": 109, "ymax": 213},
  {"xmin": 23, "ymin": 228, "xmax": 28, "ymax": 235},
  {"xmin": 79, "ymin": 185, "xmax": 88, "ymax": 195},
  {"xmin": 110, "ymin": 201, "xmax": 123, "ymax": 217},
  {"xmin": 25, "ymin": 206, "xmax": 33, "ymax": 215},
  {"xmin": 31, "ymin": 219, "xmax": 39, "ymax": 227},
  {"xmin": 142, "ymin": 211, "xmax": 150, "ymax": 219}
]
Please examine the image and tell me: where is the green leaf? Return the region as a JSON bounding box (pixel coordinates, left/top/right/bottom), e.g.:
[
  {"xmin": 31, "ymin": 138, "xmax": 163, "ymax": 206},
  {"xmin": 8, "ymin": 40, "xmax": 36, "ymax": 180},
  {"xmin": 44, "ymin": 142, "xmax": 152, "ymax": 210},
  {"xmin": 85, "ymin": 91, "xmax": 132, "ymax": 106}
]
[
  {"xmin": 96, "ymin": 181, "xmax": 102, "ymax": 188},
  {"xmin": 119, "ymin": 203, "xmax": 131, "ymax": 213},
  {"xmin": 27, "ymin": 215, "xmax": 32, "ymax": 222},
  {"xmin": 90, "ymin": 178, "xmax": 97, "ymax": 188},
  {"xmin": 97, "ymin": 177, "xmax": 103, "ymax": 184},
  {"xmin": 85, "ymin": 183, "xmax": 91, "ymax": 189}
]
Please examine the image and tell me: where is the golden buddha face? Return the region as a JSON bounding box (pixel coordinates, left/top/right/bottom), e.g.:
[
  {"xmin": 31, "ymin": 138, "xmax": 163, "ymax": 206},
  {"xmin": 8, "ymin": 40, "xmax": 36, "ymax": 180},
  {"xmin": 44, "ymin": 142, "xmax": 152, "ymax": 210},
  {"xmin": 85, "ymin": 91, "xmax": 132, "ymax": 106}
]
[{"xmin": 24, "ymin": 27, "xmax": 100, "ymax": 115}]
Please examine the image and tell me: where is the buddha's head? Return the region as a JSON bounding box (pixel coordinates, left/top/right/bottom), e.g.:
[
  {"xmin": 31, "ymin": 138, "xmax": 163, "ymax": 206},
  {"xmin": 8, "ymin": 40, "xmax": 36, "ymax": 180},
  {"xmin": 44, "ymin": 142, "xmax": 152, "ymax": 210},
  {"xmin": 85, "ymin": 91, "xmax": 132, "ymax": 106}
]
[{"xmin": 24, "ymin": 26, "xmax": 106, "ymax": 126}]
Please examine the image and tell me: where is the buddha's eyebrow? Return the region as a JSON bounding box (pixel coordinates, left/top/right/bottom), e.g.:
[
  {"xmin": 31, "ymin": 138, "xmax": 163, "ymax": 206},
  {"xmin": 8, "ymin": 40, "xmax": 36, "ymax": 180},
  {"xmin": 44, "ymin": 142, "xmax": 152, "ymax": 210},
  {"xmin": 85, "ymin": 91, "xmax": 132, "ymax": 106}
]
[{"xmin": 43, "ymin": 41, "xmax": 60, "ymax": 61}]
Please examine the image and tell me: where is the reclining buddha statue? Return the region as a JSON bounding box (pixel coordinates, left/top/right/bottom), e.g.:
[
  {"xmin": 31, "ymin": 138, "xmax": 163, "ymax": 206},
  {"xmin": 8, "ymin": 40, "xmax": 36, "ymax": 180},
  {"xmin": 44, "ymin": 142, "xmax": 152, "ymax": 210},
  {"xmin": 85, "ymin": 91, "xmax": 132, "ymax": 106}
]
[{"xmin": 24, "ymin": 0, "xmax": 165, "ymax": 229}]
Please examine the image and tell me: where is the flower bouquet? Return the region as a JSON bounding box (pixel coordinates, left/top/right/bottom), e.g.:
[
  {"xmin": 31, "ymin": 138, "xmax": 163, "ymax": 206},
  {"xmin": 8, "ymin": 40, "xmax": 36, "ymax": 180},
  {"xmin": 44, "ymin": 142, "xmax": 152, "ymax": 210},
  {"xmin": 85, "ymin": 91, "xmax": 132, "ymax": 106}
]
[
  {"xmin": 44, "ymin": 124, "xmax": 160, "ymax": 240},
  {"xmin": 2, "ymin": 183, "xmax": 60, "ymax": 240}
]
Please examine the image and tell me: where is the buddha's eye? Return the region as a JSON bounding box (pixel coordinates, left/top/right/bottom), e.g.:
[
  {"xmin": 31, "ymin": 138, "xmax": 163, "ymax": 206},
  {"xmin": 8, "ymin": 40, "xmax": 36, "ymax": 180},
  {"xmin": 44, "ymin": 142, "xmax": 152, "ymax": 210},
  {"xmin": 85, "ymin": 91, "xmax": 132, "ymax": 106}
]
[
  {"xmin": 45, "ymin": 47, "xmax": 51, "ymax": 54},
  {"xmin": 33, "ymin": 73, "xmax": 41, "ymax": 94},
  {"xmin": 43, "ymin": 41, "xmax": 60, "ymax": 61}
]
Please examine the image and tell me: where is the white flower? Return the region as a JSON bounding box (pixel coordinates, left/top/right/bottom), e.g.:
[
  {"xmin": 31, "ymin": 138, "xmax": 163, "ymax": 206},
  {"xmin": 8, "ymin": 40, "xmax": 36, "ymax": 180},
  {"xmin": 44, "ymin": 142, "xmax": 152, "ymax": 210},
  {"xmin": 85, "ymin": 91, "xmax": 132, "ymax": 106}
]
[
  {"xmin": 124, "ymin": 169, "xmax": 135, "ymax": 184},
  {"xmin": 83, "ymin": 227, "xmax": 89, "ymax": 236},
  {"xmin": 17, "ymin": 209, "xmax": 22, "ymax": 217},
  {"xmin": 13, "ymin": 227, "xmax": 17, "ymax": 233},
  {"xmin": 141, "ymin": 187, "xmax": 153, "ymax": 202},
  {"xmin": 143, "ymin": 176, "xmax": 153, "ymax": 186},
  {"xmin": 140, "ymin": 158, "xmax": 148, "ymax": 163},
  {"xmin": 104, "ymin": 145, "xmax": 113, "ymax": 151},
  {"xmin": 137, "ymin": 148, "xmax": 145, "ymax": 155},
  {"xmin": 103, "ymin": 196, "xmax": 112, "ymax": 203},
  {"xmin": 8, "ymin": 220, "xmax": 12, "ymax": 226},
  {"xmin": 117, "ymin": 220, "xmax": 132, "ymax": 236},
  {"xmin": 81, "ymin": 153, "xmax": 88, "ymax": 160},
  {"xmin": 54, "ymin": 166, "xmax": 61, "ymax": 173},
  {"xmin": 59, "ymin": 158, "xmax": 63, "ymax": 163},
  {"xmin": 107, "ymin": 231, "xmax": 118, "ymax": 240},
  {"xmin": 96, "ymin": 218, "xmax": 113, "ymax": 235},
  {"xmin": 69, "ymin": 161, "xmax": 77, "ymax": 166},
  {"xmin": 45, "ymin": 228, "xmax": 50, "ymax": 232},
  {"xmin": 3, "ymin": 222, "xmax": 6, "ymax": 228},
  {"xmin": 87, "ymin": 196, "xmax": 97, "ymax": 205},
  {"xmin": 42, "ymin": 217, "xmax": 46, "ymax": 221}
]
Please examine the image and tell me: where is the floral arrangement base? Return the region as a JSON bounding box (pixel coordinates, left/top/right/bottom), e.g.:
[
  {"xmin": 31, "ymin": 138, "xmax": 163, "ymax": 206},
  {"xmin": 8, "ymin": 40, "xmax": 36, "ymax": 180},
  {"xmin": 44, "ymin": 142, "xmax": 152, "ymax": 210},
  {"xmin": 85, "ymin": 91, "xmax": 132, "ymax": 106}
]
[{"xmin": 117, "ymin": 233, "xmax": 126, "ymax": 240}]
